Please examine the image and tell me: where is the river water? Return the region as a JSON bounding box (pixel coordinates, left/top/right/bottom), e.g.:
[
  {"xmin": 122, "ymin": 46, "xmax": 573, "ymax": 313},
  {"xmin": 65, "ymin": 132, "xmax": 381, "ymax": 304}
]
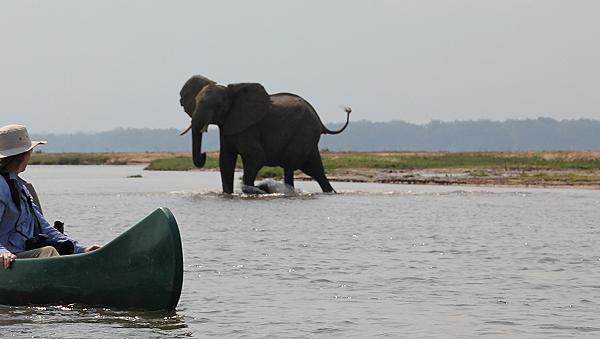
[{"xmin": 1, "ymin": 165, "xmax": 599, "ymax": 338}]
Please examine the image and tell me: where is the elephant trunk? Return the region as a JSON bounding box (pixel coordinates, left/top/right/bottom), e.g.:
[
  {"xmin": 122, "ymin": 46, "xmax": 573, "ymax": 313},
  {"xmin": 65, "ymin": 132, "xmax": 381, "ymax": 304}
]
[
  {"xmin": 192, "ymin": 124, "xmax": 207, "ymax": 168},
  {"xmin": 190, "ymin": 102, "xmax": 213, "ymax": 168}
]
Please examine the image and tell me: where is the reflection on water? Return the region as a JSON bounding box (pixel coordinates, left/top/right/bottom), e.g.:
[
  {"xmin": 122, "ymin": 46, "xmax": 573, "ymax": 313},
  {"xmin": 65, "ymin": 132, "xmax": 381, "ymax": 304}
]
[
  {"xmin": 173, "ymin": 190, "xmax": 320, "ymax": 201},
  {"xmin": 170, "ymin": 188, "xmax": 534, "ymax": 200},
  {"xmin": 1, "ymin": 165, "xmax": 599, "ymax": 338},
  {"xmin": 0, "ymin": 304, "xmax": 190, "ymax": 337}
]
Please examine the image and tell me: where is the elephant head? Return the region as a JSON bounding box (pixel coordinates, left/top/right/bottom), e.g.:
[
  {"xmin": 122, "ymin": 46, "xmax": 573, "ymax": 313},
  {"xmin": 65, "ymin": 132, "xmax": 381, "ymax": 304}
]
[
  {"xmin": 179, "ymin": 75, "xmax": 216, "ymax": 118},
  {"xmin": 179, "ymin": 76, "xmax": 270, "ymax": 168}
]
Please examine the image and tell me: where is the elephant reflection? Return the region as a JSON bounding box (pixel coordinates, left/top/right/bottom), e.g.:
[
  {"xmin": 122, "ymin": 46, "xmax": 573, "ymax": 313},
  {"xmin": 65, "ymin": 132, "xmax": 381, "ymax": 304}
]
[{"xmin": 179, "ymin": 75, "xmax": 351, "ymax": 194}]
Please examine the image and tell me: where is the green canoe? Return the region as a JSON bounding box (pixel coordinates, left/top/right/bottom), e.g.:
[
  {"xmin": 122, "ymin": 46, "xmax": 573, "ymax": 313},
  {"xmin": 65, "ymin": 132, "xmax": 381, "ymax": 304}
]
[{"xmin": 0, "ymin": 207, "xmax": 183, "ymax": 310}]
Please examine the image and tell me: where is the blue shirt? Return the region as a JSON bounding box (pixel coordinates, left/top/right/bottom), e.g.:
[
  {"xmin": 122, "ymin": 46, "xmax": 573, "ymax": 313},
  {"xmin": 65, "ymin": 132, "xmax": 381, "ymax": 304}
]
[{"xmin": 0, "ymin": 172, "xmax": 86, "ymax": 254}]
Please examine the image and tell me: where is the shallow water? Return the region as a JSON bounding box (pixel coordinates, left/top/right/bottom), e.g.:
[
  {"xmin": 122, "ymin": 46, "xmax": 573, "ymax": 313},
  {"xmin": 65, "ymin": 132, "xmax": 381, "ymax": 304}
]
[{"xmin": 1, "ymin": 165, "xmax": 599, "ymax": 338}]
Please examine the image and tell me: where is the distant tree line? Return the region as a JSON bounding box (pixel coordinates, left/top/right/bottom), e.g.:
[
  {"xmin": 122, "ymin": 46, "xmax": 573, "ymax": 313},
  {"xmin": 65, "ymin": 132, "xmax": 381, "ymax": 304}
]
[
  {"xmin": 322, "ymin": 118, "xmax": 600, "ymax": 151},
  {"xmin": 32, "ymin": 118, "xmax": 600, "ymax": 153},
  {"xmin": 33, "ymin": 128, "xmax": 204, "ymax": 153}
]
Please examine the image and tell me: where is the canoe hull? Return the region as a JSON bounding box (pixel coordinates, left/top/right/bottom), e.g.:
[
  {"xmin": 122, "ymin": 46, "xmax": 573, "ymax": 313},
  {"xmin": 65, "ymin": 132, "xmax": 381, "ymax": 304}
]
[{"xmin": 0, "ymin": 207, "xmax": 183, "ymax": 310}]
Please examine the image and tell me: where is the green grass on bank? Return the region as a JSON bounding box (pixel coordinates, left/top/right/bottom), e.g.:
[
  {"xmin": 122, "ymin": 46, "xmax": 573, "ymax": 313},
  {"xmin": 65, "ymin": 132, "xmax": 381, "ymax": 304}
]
[
  {"xmin": 145, "ymin": 151, "xmax": 600, "ymax": 172},
  {"xmin": 321, "ymin": 152, "xmax": 600, "ymax": 170},
  {"xmin": 145, "ymin": 156, "xmax": 217, "ymax": 171},
  {"xmin": 144, "ymin": 154, "xmax": 283, "ymax": 177}
]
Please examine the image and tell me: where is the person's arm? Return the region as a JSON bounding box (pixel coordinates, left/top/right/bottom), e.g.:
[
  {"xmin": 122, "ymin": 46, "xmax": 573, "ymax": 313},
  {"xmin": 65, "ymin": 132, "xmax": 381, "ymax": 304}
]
[
  {"xmin": 21, "ymin": 181, "xmax": 100, "ymax": 254},
  {"xmin": 0, "ymin": 199, "xmax": 16, "ymax": 268},
  {"xmin": 33, "ymin": 206, "xmax": 88, "ymax": 254},
  {"xmin": 35, "ymin": 209, "xmax": 101, "ymax": 253}
]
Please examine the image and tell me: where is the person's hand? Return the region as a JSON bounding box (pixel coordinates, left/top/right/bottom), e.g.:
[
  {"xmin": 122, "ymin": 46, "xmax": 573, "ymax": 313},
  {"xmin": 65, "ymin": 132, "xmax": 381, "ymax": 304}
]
[
  {"xmin": 84, "ymin": 244, "xmax": 102, "ymax": 253},
  {"xmin": 1, "ymin": 252, "xmax": 16, "ymax": 269}
]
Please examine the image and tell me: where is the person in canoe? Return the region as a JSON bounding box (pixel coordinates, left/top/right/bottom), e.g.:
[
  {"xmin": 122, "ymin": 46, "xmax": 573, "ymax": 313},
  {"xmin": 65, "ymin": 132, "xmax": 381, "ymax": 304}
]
[{"xmin": 0, "ymin": 124, "xmax": 101, "ymax": 269}]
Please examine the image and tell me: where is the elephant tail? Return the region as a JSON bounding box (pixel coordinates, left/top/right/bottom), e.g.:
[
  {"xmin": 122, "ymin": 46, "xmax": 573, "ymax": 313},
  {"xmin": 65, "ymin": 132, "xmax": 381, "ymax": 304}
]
[
  {"xmin": 273, "ymin": 93, "xmax": 351, "ymax": 135},
  {"xmin": 321, "ymin": 106, "xmax": 352, "ymax": 135}
]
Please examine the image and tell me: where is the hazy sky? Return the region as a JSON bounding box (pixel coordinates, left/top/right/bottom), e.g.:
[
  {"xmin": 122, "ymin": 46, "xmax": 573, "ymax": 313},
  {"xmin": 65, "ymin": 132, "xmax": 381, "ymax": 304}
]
[{"xmin": 1, "ymin": 1, "xmax": 598, "ymax": 133}]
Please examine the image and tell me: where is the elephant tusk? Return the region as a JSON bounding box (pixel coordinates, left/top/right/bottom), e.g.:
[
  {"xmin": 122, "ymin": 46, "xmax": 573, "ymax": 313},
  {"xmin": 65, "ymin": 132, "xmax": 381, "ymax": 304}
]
[
  {"xmin": 180, "ymin": 123, "xmax": 209, "ymax": 136},
  {"xmin": 180, "ymin": 123, "xmax": 192, "ymax": 136}
]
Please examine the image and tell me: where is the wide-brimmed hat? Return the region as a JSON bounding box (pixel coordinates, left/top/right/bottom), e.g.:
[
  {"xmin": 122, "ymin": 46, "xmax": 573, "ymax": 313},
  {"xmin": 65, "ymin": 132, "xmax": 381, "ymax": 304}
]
[{"xmin": 0, "ymin": 124, "xmax": 47, "ymax": 159}]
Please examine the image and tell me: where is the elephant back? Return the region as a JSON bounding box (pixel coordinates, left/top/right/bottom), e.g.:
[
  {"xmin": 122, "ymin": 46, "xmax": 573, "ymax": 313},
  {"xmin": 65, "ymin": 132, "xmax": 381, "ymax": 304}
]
[
  {"xmin": 270, "ymin": 93, "xmax": 307, "ymax": 109},
  {"xmin": 269, "ymin": 93, "xmax": 323, "ymax": 128}
]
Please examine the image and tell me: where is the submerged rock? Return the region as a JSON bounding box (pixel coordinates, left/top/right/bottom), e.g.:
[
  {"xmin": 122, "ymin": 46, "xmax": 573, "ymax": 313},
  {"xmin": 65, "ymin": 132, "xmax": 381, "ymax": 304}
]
[
  {"xmin": 256, "ymin": 179, "xmax": 296, "ymax": 194},
  {"xmin": 241, "ymin": 179, "xmax": 296, "ymax": 195}
]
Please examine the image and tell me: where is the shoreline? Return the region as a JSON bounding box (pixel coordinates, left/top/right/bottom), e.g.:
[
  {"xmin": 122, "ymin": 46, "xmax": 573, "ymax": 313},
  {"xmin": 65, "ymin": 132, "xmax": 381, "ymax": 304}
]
[
  {"xmin": 30, "ymin": 151, "xmax": 600, "ymax": 190},
  {"xmin": 321, "ymin": 168, "xmax": 600, "ymax": 190}
]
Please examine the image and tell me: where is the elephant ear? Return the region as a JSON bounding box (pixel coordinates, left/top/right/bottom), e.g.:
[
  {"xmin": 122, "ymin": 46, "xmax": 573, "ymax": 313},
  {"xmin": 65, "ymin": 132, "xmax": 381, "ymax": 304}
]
[{"xmin": 223, "ymin": 83, "xmax": 270, "ymax": 136}]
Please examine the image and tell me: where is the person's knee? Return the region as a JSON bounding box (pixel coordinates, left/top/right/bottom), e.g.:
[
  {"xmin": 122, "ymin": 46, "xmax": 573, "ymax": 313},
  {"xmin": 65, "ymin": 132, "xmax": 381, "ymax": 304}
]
[{"xmin": 38, "ymin": 246, "xmax": 60, "ymax": 257}]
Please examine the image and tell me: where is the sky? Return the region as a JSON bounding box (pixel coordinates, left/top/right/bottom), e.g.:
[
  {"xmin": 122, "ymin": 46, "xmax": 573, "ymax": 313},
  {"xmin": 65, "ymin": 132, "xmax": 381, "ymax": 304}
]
[{"xmin": 0, "ymin": 1, "xmax": 599, "ymax": 134}]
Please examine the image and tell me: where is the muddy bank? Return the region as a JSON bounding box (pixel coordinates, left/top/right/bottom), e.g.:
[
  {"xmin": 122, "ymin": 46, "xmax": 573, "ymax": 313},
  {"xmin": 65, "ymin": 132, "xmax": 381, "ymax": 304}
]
[{"xmin": 319, "ymin": 168, "xmax": 600, "ymax": 189}]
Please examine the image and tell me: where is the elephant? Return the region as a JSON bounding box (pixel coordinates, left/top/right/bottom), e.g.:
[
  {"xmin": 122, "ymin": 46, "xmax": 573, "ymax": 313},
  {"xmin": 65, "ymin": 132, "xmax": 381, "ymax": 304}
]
[{"xmin": 179, "ymin": 75, "xmax": 351, "ymax": 194}]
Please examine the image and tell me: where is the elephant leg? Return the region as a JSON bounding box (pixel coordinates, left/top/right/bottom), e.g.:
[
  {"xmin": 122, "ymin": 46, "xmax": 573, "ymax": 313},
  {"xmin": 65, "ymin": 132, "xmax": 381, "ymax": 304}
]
[
  {"xmin": 300, "ymin": 152, "xmax": 335, "ymax": 193},
  {"xmin": 284, "ymin": 168, "xmax": 295, "ymax": 187},
  {"xmin": 240, "ymin": 165, "xmax": 262, "ymax": 194},
  {"xmin": 239, "ymin": 151, "xmax": 265, "ymax": 193},
  {"xmin": 219, "ymin": 151, "xmax": 238, "ymax": 194},
  {"xmin": 235, "ymin": 132, "xmax": 266, "ymax": 193},
  {"xmin": 241, "ymin": 160, "xmax": 260, "ymax": 187}
]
